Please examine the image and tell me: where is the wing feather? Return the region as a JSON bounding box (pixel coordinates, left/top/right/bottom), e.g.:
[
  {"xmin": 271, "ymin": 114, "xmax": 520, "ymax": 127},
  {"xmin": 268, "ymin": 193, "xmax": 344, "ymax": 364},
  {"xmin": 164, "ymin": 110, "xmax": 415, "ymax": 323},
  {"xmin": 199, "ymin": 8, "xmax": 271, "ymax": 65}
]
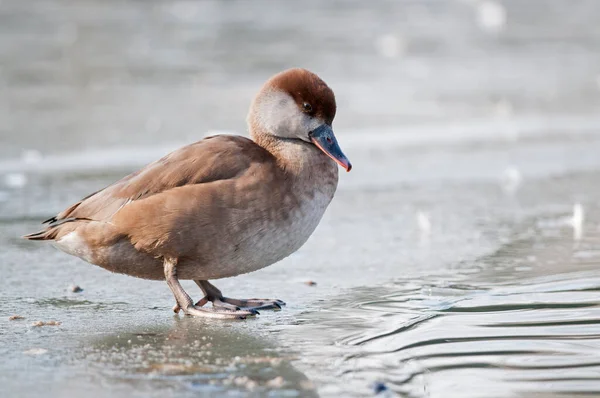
[{"xmin": 41, "ymin": 135, "xmax": 270, "ymax": 227}]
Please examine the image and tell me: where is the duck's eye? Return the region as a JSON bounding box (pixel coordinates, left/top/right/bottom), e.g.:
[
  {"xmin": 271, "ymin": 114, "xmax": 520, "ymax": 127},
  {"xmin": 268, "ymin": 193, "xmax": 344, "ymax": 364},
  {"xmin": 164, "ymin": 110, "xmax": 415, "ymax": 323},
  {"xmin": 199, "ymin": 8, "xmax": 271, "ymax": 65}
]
[{"xmin": 302, "ymin": 102, "xmax": 313, "ymax": 113}]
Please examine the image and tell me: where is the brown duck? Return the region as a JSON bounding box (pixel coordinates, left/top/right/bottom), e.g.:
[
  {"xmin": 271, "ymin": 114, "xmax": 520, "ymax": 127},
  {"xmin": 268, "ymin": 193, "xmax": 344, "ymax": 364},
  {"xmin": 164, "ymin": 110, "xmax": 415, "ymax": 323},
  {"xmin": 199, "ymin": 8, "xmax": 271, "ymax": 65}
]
[{"xmin": 24, "ymin": 68, "xmax": 351, "ymax": 319}]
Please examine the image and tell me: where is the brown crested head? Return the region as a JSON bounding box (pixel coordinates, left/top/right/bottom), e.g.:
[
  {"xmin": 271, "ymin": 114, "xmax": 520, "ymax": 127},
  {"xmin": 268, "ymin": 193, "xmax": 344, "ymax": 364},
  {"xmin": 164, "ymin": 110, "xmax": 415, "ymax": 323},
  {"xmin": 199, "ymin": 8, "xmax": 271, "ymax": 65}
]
[
  {"xmin": 266, "ymin": 68, "xmax": 336, "ymax": 125},
  {"xmin": 248, "ymin": 68, "xmax": 351, "ymax": 172}
]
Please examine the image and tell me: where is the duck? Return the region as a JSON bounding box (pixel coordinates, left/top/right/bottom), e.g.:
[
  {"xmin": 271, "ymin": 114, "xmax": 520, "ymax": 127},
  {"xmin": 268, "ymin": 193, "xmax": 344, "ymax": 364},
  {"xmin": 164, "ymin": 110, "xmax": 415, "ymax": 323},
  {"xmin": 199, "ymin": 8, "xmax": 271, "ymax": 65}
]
[{"xmin": 24, "ymin": 68, "xmax": 351, "ymax": 319}]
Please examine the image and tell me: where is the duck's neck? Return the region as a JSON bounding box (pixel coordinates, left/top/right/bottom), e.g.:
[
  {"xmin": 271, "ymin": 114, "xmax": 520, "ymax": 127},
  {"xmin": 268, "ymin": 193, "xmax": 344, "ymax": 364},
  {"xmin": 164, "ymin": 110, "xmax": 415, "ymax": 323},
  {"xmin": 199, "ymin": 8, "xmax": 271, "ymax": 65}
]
[{"xmin": 251, "ymin": 127, "xmax": 339, "ymax": 184}]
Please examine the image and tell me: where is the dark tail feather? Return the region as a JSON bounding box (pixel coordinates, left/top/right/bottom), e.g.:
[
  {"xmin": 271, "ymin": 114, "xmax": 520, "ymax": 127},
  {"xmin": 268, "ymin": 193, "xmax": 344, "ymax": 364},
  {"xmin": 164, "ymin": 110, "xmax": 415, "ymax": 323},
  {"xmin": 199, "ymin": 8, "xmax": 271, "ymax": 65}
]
[
  {"xmin": 23, "ymin": 228, "xmax": 59, "ymax": 241},
  {"xmin": 42, "ymin": 216, "xmax": 58, "ymax": 224},
  {"xmin": 24, "ymin": 217, "xmax": 90, "ymax": 241},
  {"xmin": 42, "ymin": 201, "xmax": 84, "ymax": 224}
]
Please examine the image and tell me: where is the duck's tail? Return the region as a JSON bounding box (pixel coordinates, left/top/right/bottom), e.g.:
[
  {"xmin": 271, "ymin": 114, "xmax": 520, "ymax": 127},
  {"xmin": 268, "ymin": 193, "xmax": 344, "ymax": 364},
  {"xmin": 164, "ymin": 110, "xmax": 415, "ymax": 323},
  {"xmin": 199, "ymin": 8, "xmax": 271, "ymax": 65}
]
[
  {"xmin": 22, "ymin": 228, "xmax": 59, "ymax": 241},
  {"xmin": 23, "ymin": 218, "xmax": 85, "ymax": 241}
]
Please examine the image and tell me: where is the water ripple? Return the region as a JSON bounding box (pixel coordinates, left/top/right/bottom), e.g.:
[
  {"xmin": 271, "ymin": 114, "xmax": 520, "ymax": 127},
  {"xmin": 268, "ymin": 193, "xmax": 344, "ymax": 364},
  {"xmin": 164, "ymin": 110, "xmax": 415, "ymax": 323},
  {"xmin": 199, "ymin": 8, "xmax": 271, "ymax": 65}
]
[{"xmin": 293, "ymin": 266, "xmax": 600, "ymax": 397}]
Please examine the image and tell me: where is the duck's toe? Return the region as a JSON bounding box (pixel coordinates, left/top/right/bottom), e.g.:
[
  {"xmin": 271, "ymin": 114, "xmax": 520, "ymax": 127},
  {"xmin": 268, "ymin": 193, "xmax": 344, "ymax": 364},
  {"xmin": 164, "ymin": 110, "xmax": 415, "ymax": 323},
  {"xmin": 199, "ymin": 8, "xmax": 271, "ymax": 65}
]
[
  {"xmin": 221, "ymin": 297, "xmax": 286, "ymax": 311},
  {"xmin": 212, "ymin": 298, "xmax": 244, "ymax": 311},
  {"xmin": 171, "ymin": 297, "xmax": 264, "ymax": 318},
  {"xmin": 183, "ymin": 305, "xmax": 258, "ymax": 320}
]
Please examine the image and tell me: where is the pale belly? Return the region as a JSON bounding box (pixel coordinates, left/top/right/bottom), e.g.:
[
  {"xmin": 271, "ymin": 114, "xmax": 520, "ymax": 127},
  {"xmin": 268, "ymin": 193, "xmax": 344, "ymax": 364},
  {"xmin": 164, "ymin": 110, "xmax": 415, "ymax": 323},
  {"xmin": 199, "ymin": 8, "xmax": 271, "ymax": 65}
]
[{"xmin": 53, "ymin": 232, "xmax": 165, "ymax": 280}]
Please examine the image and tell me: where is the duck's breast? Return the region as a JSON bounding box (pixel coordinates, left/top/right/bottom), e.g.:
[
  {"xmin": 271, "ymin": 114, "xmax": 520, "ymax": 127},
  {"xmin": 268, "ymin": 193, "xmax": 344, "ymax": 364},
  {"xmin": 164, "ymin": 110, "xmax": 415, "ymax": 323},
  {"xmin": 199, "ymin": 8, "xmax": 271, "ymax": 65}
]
[
  {"xmin": 179, "ymin": 173, "xmax": 337, "ymax": 280},
  {"xmin": 245, "ymin": 188, "xmax": 334, "ymax": 269}
]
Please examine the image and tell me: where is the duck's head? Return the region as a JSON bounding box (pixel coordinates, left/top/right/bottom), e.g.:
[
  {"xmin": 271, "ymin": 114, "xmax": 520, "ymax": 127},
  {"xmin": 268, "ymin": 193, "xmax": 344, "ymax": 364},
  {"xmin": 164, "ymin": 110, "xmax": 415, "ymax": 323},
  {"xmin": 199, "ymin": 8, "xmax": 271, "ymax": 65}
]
[{"xmin": 248, "ymin": 68, "xmax": 352, "ymax": 172}]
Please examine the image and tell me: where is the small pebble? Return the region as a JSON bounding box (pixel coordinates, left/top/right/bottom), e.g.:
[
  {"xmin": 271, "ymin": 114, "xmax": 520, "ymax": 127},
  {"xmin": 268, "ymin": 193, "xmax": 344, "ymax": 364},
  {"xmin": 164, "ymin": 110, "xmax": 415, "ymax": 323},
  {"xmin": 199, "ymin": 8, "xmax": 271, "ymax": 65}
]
[
  {"xmin": 32, "ymin": 320, "xmax": 61, "ymax": 327},
  {"xmin": 9, "ymin": 315, "xmax": 24, "ymax": 321},
  {"xmin": 372, "ymin": 381, "xmax": 388, "ymax": 394},
  {"xmin": 266, "ymin": 376, "xmax": 285, "ymax": 388},
  {"xmin": 232, "ymin": 376, "xmax": 257, "ymax": 390},
  {"xmin": 304, "ymin": 280, "xmax": 317, "ymax": 286},
  {"xmin": 69, "ymin": 285, "xmax": 83, "ymax": 293}
]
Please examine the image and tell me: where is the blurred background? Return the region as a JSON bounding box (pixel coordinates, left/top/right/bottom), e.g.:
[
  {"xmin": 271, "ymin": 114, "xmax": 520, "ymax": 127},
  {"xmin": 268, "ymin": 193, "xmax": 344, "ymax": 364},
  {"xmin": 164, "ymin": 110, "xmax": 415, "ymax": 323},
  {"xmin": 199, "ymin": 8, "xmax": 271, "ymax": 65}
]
[{"xmin": 2, "ymin": 1, "xmax": 600, "ymax": 397}]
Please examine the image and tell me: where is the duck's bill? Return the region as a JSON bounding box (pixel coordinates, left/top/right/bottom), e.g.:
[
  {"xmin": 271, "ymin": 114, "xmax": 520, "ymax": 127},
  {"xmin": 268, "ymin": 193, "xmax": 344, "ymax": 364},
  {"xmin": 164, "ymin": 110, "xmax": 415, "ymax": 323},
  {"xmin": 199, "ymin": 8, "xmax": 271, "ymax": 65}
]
[{"xmin": 310, "ymin": 124, "xmax": 352, "ymax": 172}]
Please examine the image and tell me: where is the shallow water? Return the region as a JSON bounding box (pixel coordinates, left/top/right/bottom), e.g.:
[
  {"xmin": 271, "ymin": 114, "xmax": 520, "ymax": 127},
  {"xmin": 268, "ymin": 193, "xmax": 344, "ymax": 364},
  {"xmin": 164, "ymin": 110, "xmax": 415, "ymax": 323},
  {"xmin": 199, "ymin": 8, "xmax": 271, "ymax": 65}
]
[{"xmin": 2, "ymin": 1, "xmax": 600, "ymax": 397}]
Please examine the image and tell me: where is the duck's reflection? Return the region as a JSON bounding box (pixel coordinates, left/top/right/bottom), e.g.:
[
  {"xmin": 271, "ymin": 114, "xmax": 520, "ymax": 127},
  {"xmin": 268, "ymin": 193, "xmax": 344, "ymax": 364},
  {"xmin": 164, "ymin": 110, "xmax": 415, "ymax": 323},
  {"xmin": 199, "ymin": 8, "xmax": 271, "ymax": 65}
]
[{"xmin": 81, "ymin": 316, "xmax": 318, "ymax": 397}]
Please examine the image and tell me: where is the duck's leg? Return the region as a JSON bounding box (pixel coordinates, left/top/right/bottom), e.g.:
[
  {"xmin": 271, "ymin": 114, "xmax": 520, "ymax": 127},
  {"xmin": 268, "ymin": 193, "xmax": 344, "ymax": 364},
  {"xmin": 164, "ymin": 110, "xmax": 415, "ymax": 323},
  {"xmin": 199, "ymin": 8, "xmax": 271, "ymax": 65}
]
[
  {"xmin": 164, "ymin": 258, "xmax": 256, "ymax": 319},
  {"xmin": 195, "ymin": 280, "xmax": 286, "ymax": 311}
]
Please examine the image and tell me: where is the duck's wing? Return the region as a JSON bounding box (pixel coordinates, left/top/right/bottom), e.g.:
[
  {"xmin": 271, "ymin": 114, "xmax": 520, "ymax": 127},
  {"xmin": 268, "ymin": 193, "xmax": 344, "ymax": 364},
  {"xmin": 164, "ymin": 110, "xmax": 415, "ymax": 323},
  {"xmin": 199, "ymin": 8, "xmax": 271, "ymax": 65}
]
[{"xmin": 24, "ymin": 135, "xmax": 272, "ymax": 240}]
